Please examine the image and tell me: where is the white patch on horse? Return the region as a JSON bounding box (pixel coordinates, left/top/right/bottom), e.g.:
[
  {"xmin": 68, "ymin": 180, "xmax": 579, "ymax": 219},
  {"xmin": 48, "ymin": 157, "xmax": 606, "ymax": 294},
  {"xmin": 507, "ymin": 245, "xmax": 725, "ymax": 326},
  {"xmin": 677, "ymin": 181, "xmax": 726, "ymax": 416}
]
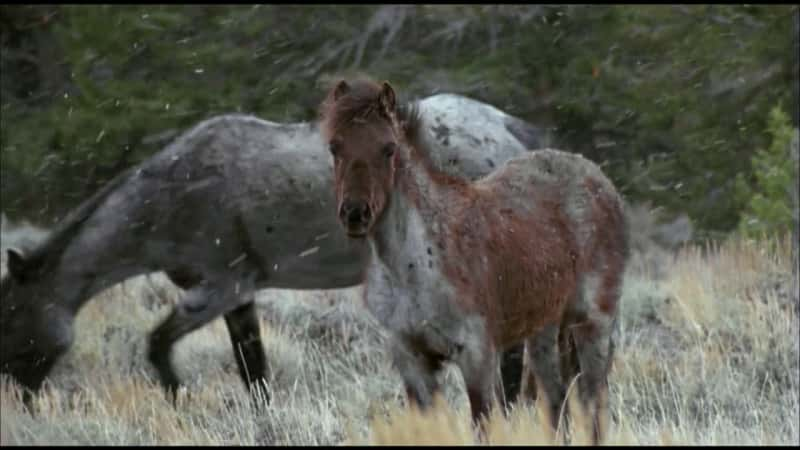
[{"xmin": 365, "ymin": 178, "xmax": 465, "ymax": 354}]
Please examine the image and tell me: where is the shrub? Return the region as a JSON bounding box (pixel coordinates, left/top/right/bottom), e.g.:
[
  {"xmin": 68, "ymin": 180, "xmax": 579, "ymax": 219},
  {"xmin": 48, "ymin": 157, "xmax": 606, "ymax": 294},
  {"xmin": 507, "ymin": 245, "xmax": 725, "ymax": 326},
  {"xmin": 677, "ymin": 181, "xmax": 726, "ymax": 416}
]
[{"xmin": 735, "ymin": 104, "xmax": 799, "ymax": 238}]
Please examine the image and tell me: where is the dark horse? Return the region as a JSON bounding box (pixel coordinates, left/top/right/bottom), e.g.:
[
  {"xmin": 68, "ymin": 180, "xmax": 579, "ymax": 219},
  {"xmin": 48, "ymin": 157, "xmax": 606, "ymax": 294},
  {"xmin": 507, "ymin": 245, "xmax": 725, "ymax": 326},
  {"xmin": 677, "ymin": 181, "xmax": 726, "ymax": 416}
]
[
  {"xmin": 320, "ymin": 79, "xmax": 629, "ymax": 443},
  {"xmin": 0, "ymin": 94, "xmax": 544, "ymax": 406}
]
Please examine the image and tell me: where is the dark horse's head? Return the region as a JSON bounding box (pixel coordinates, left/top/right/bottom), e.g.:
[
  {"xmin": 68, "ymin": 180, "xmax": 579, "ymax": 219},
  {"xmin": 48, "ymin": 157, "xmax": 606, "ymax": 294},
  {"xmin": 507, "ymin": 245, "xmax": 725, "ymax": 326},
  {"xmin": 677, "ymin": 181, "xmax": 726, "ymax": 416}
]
[
  {"xmin": 1, "ymin": 247, "xmax": 74, "ymax": 393},
  {"xmin": 319, "ymin": 78, "xmax": 405, "ymax": 238}
]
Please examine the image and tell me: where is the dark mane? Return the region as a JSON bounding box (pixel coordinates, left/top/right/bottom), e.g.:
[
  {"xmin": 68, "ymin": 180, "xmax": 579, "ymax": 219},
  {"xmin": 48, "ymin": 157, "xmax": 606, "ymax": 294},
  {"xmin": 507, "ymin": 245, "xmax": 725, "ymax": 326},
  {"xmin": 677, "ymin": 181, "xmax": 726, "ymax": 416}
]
[
  {"xmin": 319, "ymin": 78, "xmax": 425, "ymax": 149},
  {"xmin": 320, "ymin": 77, "xmax": 466, "ymax": 188},
  {"xmin": 14, "ymin": 167, "xmax": 134, "ymax": 275},
  {"xmin": 397, "ymin": 100, "xmax": 470, "ymax": 188},
  {"xmin": 319, "ymin": 79, "xmax": 391, "ymax": 141},
  {"xmin": 396, "ymin": 101, "xmax": 425, "ymax": 156}
]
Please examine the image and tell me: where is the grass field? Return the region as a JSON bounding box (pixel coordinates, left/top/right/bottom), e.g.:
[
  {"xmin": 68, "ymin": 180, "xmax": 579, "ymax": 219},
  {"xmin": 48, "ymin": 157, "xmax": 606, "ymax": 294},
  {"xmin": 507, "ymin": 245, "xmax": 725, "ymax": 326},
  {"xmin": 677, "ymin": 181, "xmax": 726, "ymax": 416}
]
[{"xmin": 0, "ymin": 219, "xmax": 797, "ymax": 445}]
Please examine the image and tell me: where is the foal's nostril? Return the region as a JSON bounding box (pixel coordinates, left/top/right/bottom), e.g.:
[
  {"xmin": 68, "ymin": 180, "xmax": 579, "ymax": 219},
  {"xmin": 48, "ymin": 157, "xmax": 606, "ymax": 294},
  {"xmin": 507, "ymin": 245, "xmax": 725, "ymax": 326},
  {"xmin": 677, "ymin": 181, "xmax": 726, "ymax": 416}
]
[
  {"xmin": 347, "ymin": 208, "xmax": 361, "ymax": 223},
  {"xmin": 340, "ymin": 200, "xmax": 370, "ymax": 225},
  {"xmin": 347, "ymin": 205, "xmax": 366, "ymax": 223}
]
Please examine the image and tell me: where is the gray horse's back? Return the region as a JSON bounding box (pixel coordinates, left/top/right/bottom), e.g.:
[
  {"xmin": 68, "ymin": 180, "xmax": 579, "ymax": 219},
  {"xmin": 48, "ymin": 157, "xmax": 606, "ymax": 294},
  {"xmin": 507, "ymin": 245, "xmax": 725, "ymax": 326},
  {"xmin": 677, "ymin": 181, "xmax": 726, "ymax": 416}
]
[
  {"xmin": 413, "ymin": 94, "xmax": 547, "ymax": 181},
  {"xmin": 7, "ymin": 104, "xmax": 548, "ymax": 294},
  {"xmin": 123, "ymin": 105, "xmax": 545, "ymax": 289}
]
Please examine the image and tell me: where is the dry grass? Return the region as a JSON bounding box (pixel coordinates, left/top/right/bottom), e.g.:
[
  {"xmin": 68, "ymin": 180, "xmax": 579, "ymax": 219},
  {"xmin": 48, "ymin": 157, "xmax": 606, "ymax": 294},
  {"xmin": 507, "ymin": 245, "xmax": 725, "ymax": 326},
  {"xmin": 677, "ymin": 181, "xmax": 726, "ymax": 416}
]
[{"xmin": 1, "ymin": 231, "xmax": 798, "ymax": 446}]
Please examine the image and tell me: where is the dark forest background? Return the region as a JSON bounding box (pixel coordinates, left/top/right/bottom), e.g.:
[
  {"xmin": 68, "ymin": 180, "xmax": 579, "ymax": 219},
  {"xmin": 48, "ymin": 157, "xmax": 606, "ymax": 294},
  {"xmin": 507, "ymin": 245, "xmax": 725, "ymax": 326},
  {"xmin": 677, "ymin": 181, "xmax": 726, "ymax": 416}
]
[{"xmin": 1, "ymin": 5, "xmax": 797, "ymax": 240}]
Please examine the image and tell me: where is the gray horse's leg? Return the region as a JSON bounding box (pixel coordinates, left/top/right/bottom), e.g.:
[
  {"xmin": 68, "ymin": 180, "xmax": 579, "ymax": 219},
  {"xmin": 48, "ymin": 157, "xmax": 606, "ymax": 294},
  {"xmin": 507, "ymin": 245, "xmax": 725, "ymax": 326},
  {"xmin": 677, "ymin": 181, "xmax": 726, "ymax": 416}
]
[
  {"xmin": 525, "ymin": 324, "xmax": 568, "ymax": 439},
  {"xmin": 163, "ymin": 269, "xmax": 269, "ymax": 404},
  {"xmin": 165, "ymin": 268, "xmax": 204, "ymax": 290},
  {"xmin": 223, "ymin": 300, "xmax": 269, "ymax": 401},
  {"xmin": 148, "ymin": 273, "xmax": 255, "ymax": 401}
]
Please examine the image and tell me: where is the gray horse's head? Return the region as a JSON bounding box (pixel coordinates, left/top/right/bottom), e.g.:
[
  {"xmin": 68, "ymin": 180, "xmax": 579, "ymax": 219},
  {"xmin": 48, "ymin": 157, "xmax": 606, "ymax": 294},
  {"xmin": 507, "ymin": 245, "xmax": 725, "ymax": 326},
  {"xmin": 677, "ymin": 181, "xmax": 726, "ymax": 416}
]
[{"xmin": 1, "ymin": 248, "xmax": 74, "ymax": 392}]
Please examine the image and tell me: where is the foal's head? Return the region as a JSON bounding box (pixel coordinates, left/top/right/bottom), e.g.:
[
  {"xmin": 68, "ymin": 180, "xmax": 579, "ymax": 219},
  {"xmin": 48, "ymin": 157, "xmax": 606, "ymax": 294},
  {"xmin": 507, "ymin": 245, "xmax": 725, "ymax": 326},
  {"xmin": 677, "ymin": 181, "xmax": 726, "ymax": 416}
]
[{"xmin": 320, "ymin": 79, "xmax": 402, "ymax": 238}]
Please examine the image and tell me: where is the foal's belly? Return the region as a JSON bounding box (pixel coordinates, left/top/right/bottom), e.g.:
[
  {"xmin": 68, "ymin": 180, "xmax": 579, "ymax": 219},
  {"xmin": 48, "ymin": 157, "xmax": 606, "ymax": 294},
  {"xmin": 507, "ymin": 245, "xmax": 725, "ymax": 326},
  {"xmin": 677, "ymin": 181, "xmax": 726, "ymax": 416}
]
[{"xmin": 493, "ymin": 277, "xmax": 575, "ymax": 348}]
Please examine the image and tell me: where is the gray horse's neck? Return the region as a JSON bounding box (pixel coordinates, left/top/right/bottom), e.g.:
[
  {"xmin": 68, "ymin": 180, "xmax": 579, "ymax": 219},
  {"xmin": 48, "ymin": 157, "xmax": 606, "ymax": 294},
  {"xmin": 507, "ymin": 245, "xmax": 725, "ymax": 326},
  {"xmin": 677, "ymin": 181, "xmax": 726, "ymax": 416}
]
[{"xmin": 57, "ymin": 263, "xmax": 145, "ymax": 316}]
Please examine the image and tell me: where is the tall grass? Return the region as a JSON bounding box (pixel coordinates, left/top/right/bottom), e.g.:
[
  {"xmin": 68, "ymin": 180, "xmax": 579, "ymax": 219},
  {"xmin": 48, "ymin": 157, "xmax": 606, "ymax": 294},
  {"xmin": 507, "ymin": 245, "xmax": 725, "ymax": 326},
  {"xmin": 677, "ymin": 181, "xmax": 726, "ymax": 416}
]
[{"xmin": 1, "ymin": 233, "xmax": 797, "ymax": 445}]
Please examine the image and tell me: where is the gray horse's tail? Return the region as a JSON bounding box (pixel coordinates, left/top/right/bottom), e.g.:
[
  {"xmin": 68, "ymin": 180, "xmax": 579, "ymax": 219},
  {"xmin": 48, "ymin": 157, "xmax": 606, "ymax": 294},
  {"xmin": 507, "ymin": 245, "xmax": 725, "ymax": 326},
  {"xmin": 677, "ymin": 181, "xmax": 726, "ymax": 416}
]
[{"xmin": 504, "ymin": 115, "xmax": 546, "ymax": 151}]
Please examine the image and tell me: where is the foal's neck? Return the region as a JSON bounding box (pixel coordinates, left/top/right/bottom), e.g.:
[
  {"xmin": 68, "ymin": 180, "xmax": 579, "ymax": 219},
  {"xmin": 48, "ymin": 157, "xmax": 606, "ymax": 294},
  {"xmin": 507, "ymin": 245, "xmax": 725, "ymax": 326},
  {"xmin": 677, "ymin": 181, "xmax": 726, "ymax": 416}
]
[{"xmin": 368, "ymin": 142, "xmax": 455, "ymax": 274}]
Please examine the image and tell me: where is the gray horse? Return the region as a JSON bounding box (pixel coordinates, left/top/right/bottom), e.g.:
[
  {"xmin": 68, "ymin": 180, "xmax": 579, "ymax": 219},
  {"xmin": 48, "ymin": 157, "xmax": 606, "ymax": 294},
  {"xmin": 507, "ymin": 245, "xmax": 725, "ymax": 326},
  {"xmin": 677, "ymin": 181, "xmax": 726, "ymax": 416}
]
[{"xmin": 0, "ymin": 93, "xmax": 544, "ymax": 404}]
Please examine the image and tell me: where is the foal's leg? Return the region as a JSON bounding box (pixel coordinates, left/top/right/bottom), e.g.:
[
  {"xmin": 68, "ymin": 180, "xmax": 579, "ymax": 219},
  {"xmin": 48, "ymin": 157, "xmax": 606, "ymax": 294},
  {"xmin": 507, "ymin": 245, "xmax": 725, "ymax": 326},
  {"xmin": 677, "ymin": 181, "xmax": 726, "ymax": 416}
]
[
  {"xmin": 571, "ymin": 317, "xmax": 614, "ymax": 446},
  {"xmin": 517, "ymin": 344, "xmax": 538, "ymax": 404},
  {"xmin": 525, "ymin": 324, "xmax": 568, "ymax": 439},
  {"xmin": 390, "ymin": 338, "xmax": 441, "ymax": 411},
  {"xmin": 517, "ymin": 324, "xmax": 579, "ymax": 410},
  {"xmin": 223, "ymin": 300, "xmax": 269, "ymax": 403},
  {"xmin": 569, "ymin": 267, "xmax": 623, "ymax": 445},
  {"xmin": 148, "ymin": 273, "xmax": 256, "ymax": 402},
  {"xmin": 558, "ymin": 321, "xmax": 581, "ymax": 393},
  {"xmin": 498, "ymin": 343, "xmax": 525, "ymax": 411},
  {"xmin": 453, "ymin": 334, "xmax": 499, "ymax": 431}
]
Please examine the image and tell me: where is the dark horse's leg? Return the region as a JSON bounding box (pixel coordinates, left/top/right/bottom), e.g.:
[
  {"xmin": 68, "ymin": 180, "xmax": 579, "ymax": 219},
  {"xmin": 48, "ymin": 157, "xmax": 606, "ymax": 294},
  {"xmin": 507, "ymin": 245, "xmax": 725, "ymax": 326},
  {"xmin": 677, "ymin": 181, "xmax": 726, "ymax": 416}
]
[
  {"xmin": 148, "ymin": 270, "xmax": 258, "ymax": 403},
  {"xmin": 223, "ymin": 301, "xmax": 269, "ymax": 403},
  {"xmin": 164, "ymin": 269, "xmax": 269, "ymax": 404}
]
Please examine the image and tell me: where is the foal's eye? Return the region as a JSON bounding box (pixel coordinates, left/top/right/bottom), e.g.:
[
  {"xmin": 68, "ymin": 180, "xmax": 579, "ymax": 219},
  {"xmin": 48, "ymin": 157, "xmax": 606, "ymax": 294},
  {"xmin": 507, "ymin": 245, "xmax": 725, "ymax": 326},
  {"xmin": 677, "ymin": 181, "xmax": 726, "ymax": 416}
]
[{"xmin": 382, "ymin": 143, "xmax": 396, "ymax": 158}]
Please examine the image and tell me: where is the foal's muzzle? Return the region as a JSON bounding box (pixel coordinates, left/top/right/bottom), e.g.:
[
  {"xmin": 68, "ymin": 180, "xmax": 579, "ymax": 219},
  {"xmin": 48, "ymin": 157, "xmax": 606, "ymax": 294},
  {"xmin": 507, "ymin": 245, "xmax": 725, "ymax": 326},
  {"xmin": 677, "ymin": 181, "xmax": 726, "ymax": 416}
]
[{"xmin": 338, "ymin": 199, "xmax": 372, "ymax": 238}]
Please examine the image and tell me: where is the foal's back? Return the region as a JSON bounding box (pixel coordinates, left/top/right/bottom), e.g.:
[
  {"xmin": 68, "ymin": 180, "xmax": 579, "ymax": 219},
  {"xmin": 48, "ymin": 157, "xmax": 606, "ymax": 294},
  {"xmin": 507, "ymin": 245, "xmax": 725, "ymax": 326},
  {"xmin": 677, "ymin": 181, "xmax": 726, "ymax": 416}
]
[
  {"xmin": 479, "ymin": 148, "xmax": 625, "ymax": 262},
  {"xmin": 464, "ymin": 148, "xmax": 627, "ymax": 345}
]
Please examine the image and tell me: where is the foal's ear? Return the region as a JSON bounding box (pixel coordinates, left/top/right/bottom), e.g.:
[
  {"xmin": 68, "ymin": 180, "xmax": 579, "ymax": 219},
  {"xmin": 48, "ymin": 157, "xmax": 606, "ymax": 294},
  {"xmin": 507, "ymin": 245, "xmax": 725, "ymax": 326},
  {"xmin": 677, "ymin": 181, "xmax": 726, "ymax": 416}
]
[
  {"xmin": 333, "ymin": 80, "xmax": 350, "ymax": 101},
  {"xmin": 379, "ymin": 81, "xmax": 396, "ymax": 113},
  {"xmin": 7, "ymin": 248, "xmax": 29, "ymax": 282}
]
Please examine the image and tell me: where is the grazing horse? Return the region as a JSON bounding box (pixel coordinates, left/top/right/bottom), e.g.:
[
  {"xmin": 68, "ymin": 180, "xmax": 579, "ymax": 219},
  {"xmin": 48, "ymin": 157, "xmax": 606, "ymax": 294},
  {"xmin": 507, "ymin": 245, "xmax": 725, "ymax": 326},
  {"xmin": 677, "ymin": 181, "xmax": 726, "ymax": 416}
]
[
  {"xmin": 0, "ymin": 93, "xmax": 545, "ymax": 405},
  {"xmin": 319, "ymin": 78, "xmax": 628, "ymax": 443}
]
